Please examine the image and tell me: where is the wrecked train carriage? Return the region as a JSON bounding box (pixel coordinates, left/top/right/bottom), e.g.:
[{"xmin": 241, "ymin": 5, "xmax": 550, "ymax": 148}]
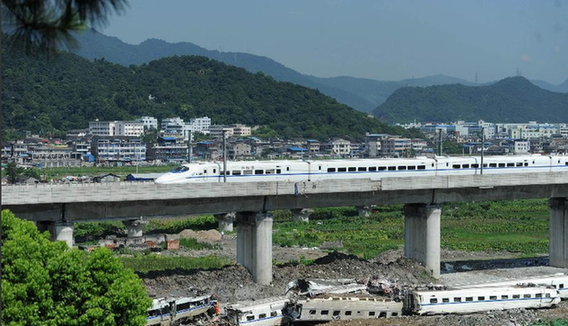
[
  {"xmin": 224, "ymin": 297, "xmax": 298, "ymax": 326},
  {"xmin": 147, "ymin": 295, "xmax": 218, "ymax": 326},
  {"xmin": 296, "ymin": 294, "xmax": 403, "ymax": 322}
]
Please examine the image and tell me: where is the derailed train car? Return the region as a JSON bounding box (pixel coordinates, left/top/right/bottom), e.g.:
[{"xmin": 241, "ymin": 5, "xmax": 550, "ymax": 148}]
[
  {"xmin": 224, "ymin": 297, "xmax": 299, "ymax": 326},
  {"xmin": 147, "ymin": 295, "xmax": 218, "ymax": 326},
  {"xmin": 405, "ymin": 286, "xmax": 560, "ymax": 316},
  {"xmin": 296, "ymin": 294, "xmax": 403, "ymax": 322}
]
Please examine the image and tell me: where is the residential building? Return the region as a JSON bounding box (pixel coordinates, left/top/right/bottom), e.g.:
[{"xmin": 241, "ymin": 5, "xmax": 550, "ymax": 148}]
[
  {"xmin": 147, "ymin": 136, "xmax": 189, "ymax": 162},
  {"xmin": 306, "ymin": 139, "xmax": 321, "ymax": 154},
  {"xmin": 66, "ymin": 129, "xmax": 88, "ymax": 139},
  {"xmin": 323, "ymin": 138, "xmax": 352, "ymax": 156},
  {"xmin": 228, "ymin": 143, "xmax": 252, "ymax": 159},
  {"xmin": 89, "ymin": 120, "xmax": 116, "ymax": 136},
  {"xmin": 232, "ymin": 124, "xmax": 252, "ymax": 137},
  {"xmin": 138, "ymin": 116, "xmax": 158, "ymax": 130},
  {"xmin": 188, "ymin": 116, "xmax": 211, "ymax": 134},
  {"xmin": 114, "ymin": 121, "xmax": 145, "ymax": 137},
  {"xmin": 365, "ymin": 133, "xmax": 391, "ymax": 158},
  {"xmin": 30, "ymin": 146, "xmax": 81, "ymax": 168},
  {"xmin": 210, "ymin": 125, "xmax": 235, "ymax": 138},
  {"xmin": 92, "ymin": 137, "xmax": 146, "ymax": 163}
]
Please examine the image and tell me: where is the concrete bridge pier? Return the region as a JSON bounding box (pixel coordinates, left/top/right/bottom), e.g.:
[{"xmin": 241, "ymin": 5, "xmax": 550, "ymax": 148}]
[
  {"xmin": 236, "ymin": 211, "xmax": 273, "ymax": 285},
  {"xmin": 404, "ymin": 204, "xmax": 441, "ymax": 278},
  {"xmin": 291, "ymin": 208, "xmax": 313, "ymax": 222},
  {"xmin": 124, "ymin": 219, "xmax": 147, "ymax": 238},
  {"xmin": 215, "ymin": 212, "xmax": 235, "ymax": 233},
  {"xmin": 550, "ymin": 198, "xmax": 568, "ymax": 268},
  {"xmin": 37, "ymin": 221, "xmax": 74, "ymax": 248}
]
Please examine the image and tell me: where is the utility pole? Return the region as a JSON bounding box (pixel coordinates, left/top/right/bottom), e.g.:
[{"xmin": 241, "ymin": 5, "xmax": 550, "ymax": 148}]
[
  {"xmin": 187, "ymin": 131, "xmax": 193, "ymax": 163},
  {"xmin": 222, "ymin": 130, "xmax": 227, "ymax": 183},
  {"xmin": 480, "ymin": 127, "xmax": 485, "ymax": 175},
  {"xmin": 439, "ymin": 130, "xmax": 443, "ymax": 156}
]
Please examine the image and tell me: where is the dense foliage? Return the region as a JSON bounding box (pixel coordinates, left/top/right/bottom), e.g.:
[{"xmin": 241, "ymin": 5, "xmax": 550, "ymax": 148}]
[
  {"xmin": 374, "ymin": 77, "xmax": 568, "ymax": 122},
  {"xmin": 2, "ymin": 35, "xmax": 409, "ymax": 140},
  {"xmin": 1, "ymin": 210, "xmax": 152, "ymax": 326}
]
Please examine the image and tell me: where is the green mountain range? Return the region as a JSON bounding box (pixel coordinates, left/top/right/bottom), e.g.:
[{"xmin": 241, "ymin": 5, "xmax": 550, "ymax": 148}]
[
  {"xmin": 1, "ymin": 36, "xmax": 409, "ymax": 140},
  {"xmin": 373, "ymin": 77, "xmax": 568, "ymax": 123},
  {"xmin": 71, "ymin": 29, "xmax": 485, "ymax": 113}
]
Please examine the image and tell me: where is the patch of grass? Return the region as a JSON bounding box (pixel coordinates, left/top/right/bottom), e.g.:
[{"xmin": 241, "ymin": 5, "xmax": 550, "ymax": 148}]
[
  {"xmin": 144, "ymin": 215, "xmax": 218, "ymax": 234},
  {"xmin": 273, "ymin": 200, "xmax": 550, "ymax": 259},
  {"xmin": 74, "ymin": 221, "xmax": 125, "ymax": 240},
  {"xmin": 179, "ymin": 238, "xmax": 220, "ymax": 250},
  {"xmin": 119, "ymin": 254, "xmax": 231, "ymax": 273}
]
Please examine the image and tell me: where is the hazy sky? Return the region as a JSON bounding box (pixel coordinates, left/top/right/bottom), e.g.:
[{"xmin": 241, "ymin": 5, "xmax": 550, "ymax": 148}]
[{"xmin": 100, "ymin": 0, "xmax": 568, "ymax": 84}]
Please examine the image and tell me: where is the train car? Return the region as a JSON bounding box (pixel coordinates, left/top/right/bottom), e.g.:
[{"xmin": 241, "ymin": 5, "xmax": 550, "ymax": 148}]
[
  {"xmin": 453, "ymin": 273, "xmax": 568, "ymax": 299},
  {"xmin": 297, "ymin": 294, "xmax": 403, "ymax": 322},
  {"xmin": 146, "ymin": 295, "xmax": 218, "ymax": 326},
  {"xmin": 224, "ymin": 297, "xmax": 295, "ymax": 326},
  {"xmin": 405, "ymin": 285, "xmax": 560, "ymax": 315},
  {"xmin": 155, "ymin": 155, "xmax": 568, "ymax": 184}
]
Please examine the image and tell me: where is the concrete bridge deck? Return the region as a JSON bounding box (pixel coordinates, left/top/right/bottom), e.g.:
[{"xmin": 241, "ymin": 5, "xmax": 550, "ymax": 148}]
[{"xmin": 3, "ymin": 172, "xmax": 568, "ymax": 284}]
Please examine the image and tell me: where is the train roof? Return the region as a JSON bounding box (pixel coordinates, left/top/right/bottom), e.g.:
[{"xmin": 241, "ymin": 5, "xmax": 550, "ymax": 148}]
[
  {"xmin": 225, "ymin": 296, "xmax": 289, "ymax": 310},
  {"xmin": 415, "ymin": 285, "xmax": 555, "ymax": 296}
]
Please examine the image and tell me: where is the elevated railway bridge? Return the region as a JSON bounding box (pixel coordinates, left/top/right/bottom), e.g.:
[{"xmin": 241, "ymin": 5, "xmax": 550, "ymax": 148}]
[{"xmin": 3, "ymin": 172, "xmax": 568, "ymax": 284}]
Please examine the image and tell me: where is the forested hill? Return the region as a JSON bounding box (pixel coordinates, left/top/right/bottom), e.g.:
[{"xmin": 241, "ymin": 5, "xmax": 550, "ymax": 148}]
[
  {"xmin": 374, "ymin": 77, "xmax": 568, "ymax": 123},
  {"xmin": 1, "ymin": 37, "xmax": 406, "ymax": 140}
]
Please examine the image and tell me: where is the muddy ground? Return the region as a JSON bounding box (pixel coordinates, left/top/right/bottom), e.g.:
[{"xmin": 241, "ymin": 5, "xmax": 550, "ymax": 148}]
[{"xmin": 141, "ymin": 230, "xmax": 568, "ymax": 325}]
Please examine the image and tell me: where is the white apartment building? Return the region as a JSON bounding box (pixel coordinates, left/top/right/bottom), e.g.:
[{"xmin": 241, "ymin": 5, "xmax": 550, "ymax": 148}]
[
  {"xmin": 325, "ymin": 138, "xmax": 352, "ymax": 156},
  {"xmin": 232, "ymin": 124, "xmax": 252, "ymax": 137},
  {"xmin": 114, "ymin": 121, "xmax": 145, "ymax": 137},
  {"xmin": 188, "ymin": 117, "xmax": 211, "ymax": 134},
  {"xmin": 161, "ymin": 117, "xmax": 185, "ymax": 131},
  {"xmin": 89, "ymin": 121, "xmax": 116, "ymax": 136},
  {"xmin": 138, "ymin": 116, "xmax": 158, "ymax": 130},
  {"xmin": 210, "ymin": 125, "xmax": 235, "ymax": 138}
]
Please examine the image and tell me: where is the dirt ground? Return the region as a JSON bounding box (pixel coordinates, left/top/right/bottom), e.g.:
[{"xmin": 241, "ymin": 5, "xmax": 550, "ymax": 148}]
[{"xmin": 141, "ymin": 230, "xmax": 568, "ymax": 325}]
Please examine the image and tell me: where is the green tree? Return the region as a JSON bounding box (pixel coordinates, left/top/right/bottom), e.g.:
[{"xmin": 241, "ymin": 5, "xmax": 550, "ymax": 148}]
[
  {"xmin": 5, "ymin": 162, "xmax": 23, "ymax": 184},
  {"xmin": 1, "ymin": 210, "xmax": 152, "ymax": 326}
]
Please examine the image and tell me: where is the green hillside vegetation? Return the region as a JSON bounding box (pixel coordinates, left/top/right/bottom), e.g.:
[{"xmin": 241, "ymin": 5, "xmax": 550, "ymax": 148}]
[
  {"xmin": 71, "ymin": 29, "xmax": 481, "ymax": 112},
  {"xmin": 374, "ymin": 76, "xmax": 568, "ymax": 122},
  {"xmin": 2, "ymin": 35, "xmax": 409, "ymax": 140}
]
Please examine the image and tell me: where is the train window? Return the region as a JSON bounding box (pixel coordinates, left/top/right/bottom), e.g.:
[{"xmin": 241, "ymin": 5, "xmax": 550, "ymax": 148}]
[
  {"xmin": 513, "ymin": 294, "xmax": 520, "ymax": 299},
  {"xmin": 471, "ymin": 164, "xmax": 479, "ymax": 168},
  {"xmin": 483, "ymin": 163, "xmax": 488, "ymax": 167},
  {"xmin": 204, "ymin": 169, "xmax": 207, "ymax": 174},
  {"xmin": 243, "ymin": 170, "xmax": 253, "ymax": 175},
  {"xmin": 259, "ymin": 314, "xmax": 266, "ymax": 319},
  {"xmin": 333, "ymin": 311, "xmax": 340, "ymax": 316},
  {"xmin": 418, "ymin": 165, "xmax": 426, "ymax": 170},
  {"xmin": 369, "ymin": 167, "xmax": 377, "ymax": 171},
  {"xmin": 338, "ymin": 167, "xmax": 347, "ymax": 172},
  {"xmin": 368, "ymin": 312, "xmax": 375, "ymax": 316},
  {"xmin": 465, "ymin": 297, "xmax": 473, "ymax": 302},
  {"xmin": 319, "ymin": 166, "xmax": 322, "ymax": 170},
  {"xmin": 489, "ymin": 163, "xmax": 497, "ymax": 168},
  {"xmin": 453, "ymin": 297, "xmax": 461, "ymax": 302},
  {"xmin": 398, "ymin": 166, "xmax": 407, "ymax": 170},
  {"xmin": 287, "ymin": 167, "xmax": 290, "ymax": 171},
  {"xmin": 276, "ymin": 169, "xmax": 281, "ymax": 174},
  {"xmin": 525, "ymin": 162, "xmax": 529, "ymax": 166},
  {"xmin": 332, "ymin": 298, "xmax": 340, "ymax": 301},
  {"xmin": 358, "ymin": 167, "xmax": 367, "ymax": 172},
  {"xmin": 535, "ymin": 293, "xmax": 542, "ymax": 298},
  {"xmin": 501, "ymin": 295, "xmax": 508, "ymax": 300},
  {"xmin": 309, "ymin": 310, "xmax": 316, "ymax": 315},
  {"xmin": 498, "ymin": 163, "xmax": 506, "ymax": 168},
  {"xmin": 446, "ymin": 163, "xmax": 449, "ymax": 167},
  {"xmin": 523, "ymin": 294, "xmax": 531, "ymax": 298},
  {"xmin": 247, "ymin": 316, "xmax": 255, "ymax": 321},
  {"xmin": 463, "ymin": 164, "xmax": 470, "ymax": 169},
  {"xmin": 516, "ymin": 162, "xmax": 523, "ymax": 167},
  {"xmin": 388, "ymin": 166, "xmax": 396, "ymax": 171},
  {"xmin": 453, "ymin": 164, "xmax": 460, "ymax": 169},
  {"xmin": 148, "ymin": 309, "xmax": 161, "ymax": 317},
  {"xmin": 321, "ymin": 310, "xmax": 329, "ymax": 315},
  {"xmin": 432, "ymin": 163, "xmax": 434, "ymax": 167},
  {"xmin": 408, "ymin": 166, "xmax": 416, "ymax": 170},
  {"xmin": 345, "ymin": 311, "xmax": 352, "ymax": 316},
  {"xmin": 266, "ymin": 169, "xmax": 275, "ymax": 174},
  {"xmin": 255, "ymin": 170, "xmax": 263, "ymax": 175},
  {"xmin": 177, "ymin": 302, "xmax": 190, "ymax": 311},
  {"xmin": 271, "ymin": 311, "xmax": 277, "ymax": 317},
  {"xmin": 442, "ymin": 298, "xmax": 449, "ymax": 303},
  {"xmin": 379, "ymin": 166, "xmax": 386, "ymax": 171},
  {"xmin": 213, "ymin": 169, "xmax": 216, "ymax": 173},
  {"xmin": 328, "ymin": 168, "xmax": 336, "ymax": 173},
  {"xmin": 533, "ymin": 161, "xmax": 535, "ymax": 164},
  {"xmin": 546, "ymin": 293, "xmax": 551, "ymax": 298},
  {"xmin": 392, "ymin": 312, "xmax": 398, "ymax": 317},
  {"xmin": 379, "ymin": 312, "xmax": 387, "ymax": 318},
  {"xmin": 430, "ymin": 298, "xmax": 438, "ymax": 304},
  {"xmin": 560, "ymin": 284, "xmax": 564, "ymax": 288},
  {"xmin": 478, "ymin": 296, "xmax": 485, "ymax": 301},
  {"xmin": 232, "ymin": 170, "xmax": 241, "ymax": 175},
  {"xmin": 507, "ymin": 163, "xmax": 514, "ymax": 167},
  {"xmin": 490, "ymin": 296, "xmax": 497, "ymax": 300},
  {"xmin": 348, "ymin": 167, "xmax": 356, "ymax": 172}
]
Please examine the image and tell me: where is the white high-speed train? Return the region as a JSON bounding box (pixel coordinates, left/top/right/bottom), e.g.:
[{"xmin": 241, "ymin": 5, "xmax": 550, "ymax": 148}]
[{"xmin": 155, "ymin": 155, "xmax": 568, "ymax": 184}]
